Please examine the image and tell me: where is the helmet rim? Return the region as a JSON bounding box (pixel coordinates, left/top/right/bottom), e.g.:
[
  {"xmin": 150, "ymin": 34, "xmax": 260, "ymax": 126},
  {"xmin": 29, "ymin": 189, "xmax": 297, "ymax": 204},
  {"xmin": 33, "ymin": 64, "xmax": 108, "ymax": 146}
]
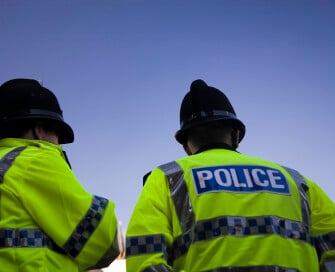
[
  {"xmin": 0, "ymin": 109, "xmax": 74, "ymax": 144},
  {"xmin": 175, "ymin": 115, "xmax": 246, "ymax": 144},
  {"xmin": 0, "ymin": 78, "xmax": 74, "ymax": 144}
]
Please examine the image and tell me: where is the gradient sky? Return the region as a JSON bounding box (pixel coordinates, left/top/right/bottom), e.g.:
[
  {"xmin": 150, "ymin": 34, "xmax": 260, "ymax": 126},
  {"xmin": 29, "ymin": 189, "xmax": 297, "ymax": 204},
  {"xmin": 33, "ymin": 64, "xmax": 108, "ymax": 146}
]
[{"xmin": 1, "ymin": 0, "xmax": 335, "ymax": 234}]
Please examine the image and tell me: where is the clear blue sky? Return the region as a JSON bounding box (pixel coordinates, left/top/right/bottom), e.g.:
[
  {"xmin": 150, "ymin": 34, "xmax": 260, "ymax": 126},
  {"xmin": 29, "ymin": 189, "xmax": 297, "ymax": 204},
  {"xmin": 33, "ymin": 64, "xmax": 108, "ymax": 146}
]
[{"xmin": 1, "ymin": 0, "xmax": 335, "ymax": 232}]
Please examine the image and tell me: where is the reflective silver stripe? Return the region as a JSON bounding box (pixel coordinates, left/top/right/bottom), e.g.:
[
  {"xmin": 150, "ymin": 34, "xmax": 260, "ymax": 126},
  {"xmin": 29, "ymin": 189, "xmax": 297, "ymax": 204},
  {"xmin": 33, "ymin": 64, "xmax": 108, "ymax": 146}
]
[
  {"xmin": 173, "ymin": 215, "xmax": 312, "ymax": 259},
  {"xmin": 314, "ymin": 231, "xmax": 335, "ymax": 259},
  {"xmin": 282, "ymin": 167, "xmax": 311, "ymax": 234},
  {"xmin": 285, "ymin": 169, "xmax": 335, "ymax": 260},
  {"xmin": 0, "ymin": 228, "xmax": 65, "ymax": 253},
  {"xmin": 0, "ymin": 146, "xmax": 27, "ymax": 183},
  {"xmin": 205, "ymin": 267, "xmax": 298, "ymax": 272},
  {"xmin": 0, "ymin": 146, "xmax": 27, "ymax": 221},
  {"xmin": 323, "ymin": 260, "xmax": 335, "ymax": 272},
  {"xmin": 63, "ymin": 195, "xmax": 109, "ymax": 257},
  {"xmin": 143, "ymin": 264, "xmax": 174, "ymax": 272},
  {"xmin": 89, "ymin": 230, "xmax": 120, "ymax": 269},
  {"xmin": 159, "ymin": 161, "xmax": 195, "ymax": 232}
]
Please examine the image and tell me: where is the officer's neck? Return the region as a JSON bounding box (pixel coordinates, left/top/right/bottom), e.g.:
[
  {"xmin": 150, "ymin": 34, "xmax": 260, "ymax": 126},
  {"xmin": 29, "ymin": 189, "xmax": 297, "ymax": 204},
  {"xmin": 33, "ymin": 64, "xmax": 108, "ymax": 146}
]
[
  {"xmin": 194, "ymin": 142, "xmax": 236, "ymax": 154},
  {"xmin": 184, "ymin": 141, "xmax": 236, "ymax": 155}
]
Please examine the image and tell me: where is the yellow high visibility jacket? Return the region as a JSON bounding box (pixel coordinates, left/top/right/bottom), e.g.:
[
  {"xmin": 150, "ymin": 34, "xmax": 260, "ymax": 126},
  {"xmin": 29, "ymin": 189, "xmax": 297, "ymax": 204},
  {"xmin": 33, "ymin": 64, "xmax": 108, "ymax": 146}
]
[
  {"xmin": 126, "ymin": 148, "xmax": 335, "ymax": 272},
  {"xmin": 0, "ymin": 138, "xmax": 119, "ymax": 271}
]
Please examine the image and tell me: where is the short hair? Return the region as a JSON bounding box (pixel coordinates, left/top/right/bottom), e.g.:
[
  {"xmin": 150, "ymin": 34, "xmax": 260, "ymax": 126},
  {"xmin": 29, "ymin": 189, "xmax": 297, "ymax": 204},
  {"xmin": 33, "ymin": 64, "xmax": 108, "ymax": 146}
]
[
  {"xmin": 186, "ymin": 121, "xmax": 234, "ymax": 148},
  {"xmin": 0, "ymin": 119, "xmax": 61, "ymax": 139}
]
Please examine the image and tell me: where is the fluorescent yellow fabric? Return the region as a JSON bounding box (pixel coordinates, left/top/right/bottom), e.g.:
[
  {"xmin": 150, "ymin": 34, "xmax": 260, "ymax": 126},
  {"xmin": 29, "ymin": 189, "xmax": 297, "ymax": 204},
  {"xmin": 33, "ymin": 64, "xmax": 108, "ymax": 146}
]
[
  {"xmin": 126, "ymin": 149, "xmax": 335, "ymax": 271},
  {"xmin": 0, "ymin": 138, "xmax": 119, "ymax": 271}
]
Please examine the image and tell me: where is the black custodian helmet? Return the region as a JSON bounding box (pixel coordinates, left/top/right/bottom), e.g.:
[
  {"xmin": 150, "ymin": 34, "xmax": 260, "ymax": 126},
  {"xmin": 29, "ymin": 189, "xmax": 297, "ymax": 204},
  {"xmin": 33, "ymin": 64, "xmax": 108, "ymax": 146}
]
[
  {"xmin": 0, "ymin": 78, "xmax": 74, "ymax": 144},
  {"xmin": 175, "ymin": 79, "xmax": 245, "ymax": 144}
]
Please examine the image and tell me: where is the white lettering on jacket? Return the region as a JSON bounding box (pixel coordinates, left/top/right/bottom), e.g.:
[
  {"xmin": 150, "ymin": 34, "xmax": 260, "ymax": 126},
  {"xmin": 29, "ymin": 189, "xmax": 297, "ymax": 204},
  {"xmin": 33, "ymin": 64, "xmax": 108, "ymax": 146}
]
[{"xmin": 192, "ymin": 165, "xmax": 290, "ymax": 195}]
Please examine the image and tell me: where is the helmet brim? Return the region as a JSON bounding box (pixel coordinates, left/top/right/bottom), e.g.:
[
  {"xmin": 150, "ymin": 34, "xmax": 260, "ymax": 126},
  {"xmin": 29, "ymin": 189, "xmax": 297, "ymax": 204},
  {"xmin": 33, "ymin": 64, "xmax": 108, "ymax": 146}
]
[
  {"xmin": 0, "ymin": 112, "xmax": 74, "ymax": 144},
  {"xmin": 175, "ymin": 117, "xmax": 245, "ymax": 145}
]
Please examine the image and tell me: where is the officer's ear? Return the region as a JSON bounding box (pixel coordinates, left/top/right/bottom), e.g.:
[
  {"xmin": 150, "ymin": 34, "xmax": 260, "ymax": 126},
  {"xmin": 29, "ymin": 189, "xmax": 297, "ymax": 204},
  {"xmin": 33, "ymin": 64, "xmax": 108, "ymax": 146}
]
[
  {"xmin": 32, "ymin": 122, "xmax": 44, "ymax": 140},
  {"xmin": 34, "ymin": 121, "xmax": 42, "ymax": 131}
]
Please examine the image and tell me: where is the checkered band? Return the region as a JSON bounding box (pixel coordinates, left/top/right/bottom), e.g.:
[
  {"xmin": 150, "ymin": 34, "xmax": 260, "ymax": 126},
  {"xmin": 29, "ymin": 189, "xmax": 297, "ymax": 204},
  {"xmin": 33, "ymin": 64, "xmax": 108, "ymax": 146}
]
[
  {"xmin": 63, "ymin": 195, "xmax": 108, "ymax": 257},
  {"xmin": 126, "ymin": 234, "xmax": 166, "ymax": 257},
  {"xmin": 173, "ymin": 215, "xmax": 312, "ymax": 259},
  {"xmin": 314, "ymin": 231, "xmax": 335, "ymax": 257},
  {"xmin": 172, "ymin": 230, "xmax": 192, "ymax": 260},
  {"xmin": 0, "ymin": 228, "xmax": 64, "ymax": 253}
]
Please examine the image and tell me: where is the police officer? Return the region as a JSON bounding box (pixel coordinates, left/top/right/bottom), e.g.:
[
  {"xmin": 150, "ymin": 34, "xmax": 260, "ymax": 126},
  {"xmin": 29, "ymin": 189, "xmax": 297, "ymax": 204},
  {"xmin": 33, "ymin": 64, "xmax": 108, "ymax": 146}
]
[
  {"xmin": 0, "ymin": 79, "xmax": 120, "ymax": 271},
  {"xmin": 126, "ymin": 79, "xmax": 335, "ymax": 271}
]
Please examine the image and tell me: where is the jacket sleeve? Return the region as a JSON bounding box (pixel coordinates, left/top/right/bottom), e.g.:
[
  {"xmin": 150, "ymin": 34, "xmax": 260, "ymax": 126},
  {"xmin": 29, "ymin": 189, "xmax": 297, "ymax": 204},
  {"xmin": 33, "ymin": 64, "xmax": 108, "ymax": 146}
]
[
  {"xmin": 307, "ymin": 179, "xmax": 335, "ymax": 269},
  {"xmin": 16, "ymin": 147, "xmax": 120, "ymax": 270},
  {"xmin": 126, "ymin": 168, "xmax": 178, "ymax": 272}
]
